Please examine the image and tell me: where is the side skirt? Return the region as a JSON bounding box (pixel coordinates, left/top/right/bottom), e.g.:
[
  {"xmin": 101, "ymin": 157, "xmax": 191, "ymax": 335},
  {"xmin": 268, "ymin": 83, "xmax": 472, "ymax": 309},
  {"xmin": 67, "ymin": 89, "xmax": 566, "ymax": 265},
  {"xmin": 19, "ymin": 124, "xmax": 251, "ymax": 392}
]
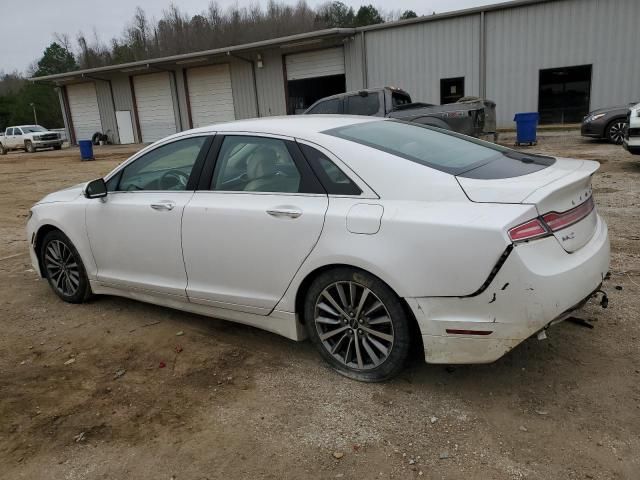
[{"xmin": 90, "ymin": 281, "xmax": 307, "ymax": 341}]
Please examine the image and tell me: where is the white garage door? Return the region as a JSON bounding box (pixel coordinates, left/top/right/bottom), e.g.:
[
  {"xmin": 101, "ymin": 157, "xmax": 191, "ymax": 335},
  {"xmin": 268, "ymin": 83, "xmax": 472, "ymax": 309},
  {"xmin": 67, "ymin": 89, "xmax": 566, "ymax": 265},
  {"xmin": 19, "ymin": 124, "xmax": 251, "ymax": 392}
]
[
  {"xmin": 285, "ymin": 47, "xmax": 345, "ymax": 81},
  {"xmin": 133, "ymin": 72, "xmax": 177, "ymax": 143},
  {"xmin": 187, "ymin": 64, "xmax": 235, "ymax": 128},
  {"xmin": 66, "ymin": 82, "xmax": 102, "ymax": 142}
]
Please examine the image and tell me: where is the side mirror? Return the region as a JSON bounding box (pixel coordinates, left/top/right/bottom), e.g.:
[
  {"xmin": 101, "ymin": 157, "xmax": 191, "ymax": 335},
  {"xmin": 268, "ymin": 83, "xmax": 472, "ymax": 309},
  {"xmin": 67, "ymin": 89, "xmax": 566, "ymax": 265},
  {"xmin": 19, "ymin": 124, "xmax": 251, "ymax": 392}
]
[{"xmin": 84, "ymin": 178, "xmax": 107, "ymax": 199}]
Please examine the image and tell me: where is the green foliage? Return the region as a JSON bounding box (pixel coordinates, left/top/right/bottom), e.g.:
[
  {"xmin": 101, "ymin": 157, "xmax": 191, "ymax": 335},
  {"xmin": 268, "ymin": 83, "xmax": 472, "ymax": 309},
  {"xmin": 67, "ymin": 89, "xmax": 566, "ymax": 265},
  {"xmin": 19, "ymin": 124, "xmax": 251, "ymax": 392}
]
[
  {"xmin": 354, "ymin": 5, "xmax": 383, "ymax": 27},
  {"xmin": 400, "ymin": 10, "xmax": 418, "ymax": 20},
  {"xmin": 34, "ymin": 42, "xmax": 78, "ymax": 77},
  {"xmin": 0, "ymin": 42, "xmax": 70, "ymax": 130},
  {"xmin": 316, "ymin": 1, "xmax": 355, "ymax": 27}
]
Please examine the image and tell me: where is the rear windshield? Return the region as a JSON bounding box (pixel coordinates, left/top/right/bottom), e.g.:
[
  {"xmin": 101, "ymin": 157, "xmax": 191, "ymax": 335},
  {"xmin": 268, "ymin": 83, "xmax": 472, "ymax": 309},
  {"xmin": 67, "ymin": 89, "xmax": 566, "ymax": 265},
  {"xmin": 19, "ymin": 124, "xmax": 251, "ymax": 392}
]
[{"xmin": 324, "ymin": 120, "xmax": 553, "ymax": 176}]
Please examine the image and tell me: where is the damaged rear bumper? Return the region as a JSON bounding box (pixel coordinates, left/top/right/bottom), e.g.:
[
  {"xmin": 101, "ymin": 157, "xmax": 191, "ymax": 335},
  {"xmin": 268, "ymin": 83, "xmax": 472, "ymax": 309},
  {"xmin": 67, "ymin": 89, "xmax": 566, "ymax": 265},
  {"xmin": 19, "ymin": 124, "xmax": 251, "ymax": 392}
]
[{"xmin": 407, "ymin": 214, "xmax": 610, "ymax": 364}]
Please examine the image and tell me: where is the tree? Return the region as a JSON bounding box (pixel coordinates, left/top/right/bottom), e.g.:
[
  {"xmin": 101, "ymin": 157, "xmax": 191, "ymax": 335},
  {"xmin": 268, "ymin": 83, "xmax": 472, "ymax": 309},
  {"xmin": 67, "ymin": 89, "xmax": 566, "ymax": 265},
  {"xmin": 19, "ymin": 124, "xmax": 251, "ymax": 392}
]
[
  {"xmin": 316, "ymin": 1, "xmax": 355, "ymax": 27},
  {"xmin": 400, "ymin": 10, "xmax": 418, "ymax": 20},
  {"xmin": 354, "ymin": 5, "xmax": 383, "ymax": 27},
  {"xmin": 34, "ymin": 42, "xmax": 77, "ymax": 77}
]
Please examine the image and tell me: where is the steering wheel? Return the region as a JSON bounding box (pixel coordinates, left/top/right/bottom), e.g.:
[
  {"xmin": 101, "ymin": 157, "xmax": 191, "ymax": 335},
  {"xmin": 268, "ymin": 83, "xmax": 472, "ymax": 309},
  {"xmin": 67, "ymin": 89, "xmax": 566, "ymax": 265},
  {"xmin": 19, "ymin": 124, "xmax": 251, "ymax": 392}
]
[{"xmin": 160, "ymin": 169, "xmax": 189, "ymax": 190}]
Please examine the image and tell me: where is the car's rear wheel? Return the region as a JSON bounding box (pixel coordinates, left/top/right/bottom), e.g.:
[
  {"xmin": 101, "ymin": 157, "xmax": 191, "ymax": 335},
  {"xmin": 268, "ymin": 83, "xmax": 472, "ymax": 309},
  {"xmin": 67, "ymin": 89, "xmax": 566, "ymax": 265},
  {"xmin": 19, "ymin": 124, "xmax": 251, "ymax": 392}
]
[
  {"xmin": 606, "ymin": 120, "xmax": 627, "ymax": 145},
  {"xmin": 25, "ymin": 140, "xmax": 35, "ymax": 153},
  {"xmin": 40, "ymin": 230, "xmax": 91, "ymax": 303},
  {"xmin": 53, "ymin": 144, "xmax": 62, "ymax": 150},
  {"xmin": 0, "ymin": 143, "xmax": 6, "ymax": 155},
  {"xmin": 304, "ymin": 268, "xmax": 411, "ymax": 382}
]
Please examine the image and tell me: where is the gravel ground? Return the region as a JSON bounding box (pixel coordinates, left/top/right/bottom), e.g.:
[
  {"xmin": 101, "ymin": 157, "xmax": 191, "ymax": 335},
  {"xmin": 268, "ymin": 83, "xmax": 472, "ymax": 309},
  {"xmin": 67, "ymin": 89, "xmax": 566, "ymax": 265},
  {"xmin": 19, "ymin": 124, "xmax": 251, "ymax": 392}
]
[{"xmin": 0, "ymin": 132, "xmax": 638, "ymax": 479}]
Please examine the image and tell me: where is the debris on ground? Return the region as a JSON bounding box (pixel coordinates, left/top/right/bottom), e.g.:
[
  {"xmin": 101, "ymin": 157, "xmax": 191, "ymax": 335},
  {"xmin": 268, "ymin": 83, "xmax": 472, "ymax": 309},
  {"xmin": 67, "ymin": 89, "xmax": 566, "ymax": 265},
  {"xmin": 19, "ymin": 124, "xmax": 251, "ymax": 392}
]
[
  {"xmin": 113, "ymin": 369, "xmax": 126, "ymax": 380},
  {"xmin": 64, "ymin": 358, "xmax": 76, "ymax": 365},
  {"xmin": 333, "ymin": 451, "xmax": 344, "ymax": 459},
  {"xmin": 176, "ymin": 331, "xmax": 184, "ymax": 336},
  {"xmin": 73, "ymin": 432, "xmax": 86, "ymax": 443},
  {"xmin": 159, "ymin": 361, "xmax": 166, "ymax": 369},
  {"xmin": 439, "ymin": 452, "xmax": 449, "ymax": 460}
]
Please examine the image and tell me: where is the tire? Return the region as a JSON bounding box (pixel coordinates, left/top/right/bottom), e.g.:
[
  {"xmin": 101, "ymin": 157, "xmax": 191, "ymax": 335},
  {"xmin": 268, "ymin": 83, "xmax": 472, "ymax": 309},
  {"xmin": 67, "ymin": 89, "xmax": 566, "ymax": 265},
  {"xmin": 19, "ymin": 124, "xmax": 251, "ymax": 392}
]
[
  {"xmin": 40, "ymin": 230, "xmax": 92, "ymax": 303},
  {"xmin": 0, "ymin": 143, "xmax": 6, "ymax": 155},
  {"xmin": 25, "ymin": 140, "xmax": 35, "ymax": 153},
  {"xmin": 606, "ymin": 119, "xmax": 627, "ymax": 145},
  {"xmin": 304, "ymin": 267, "xmax": 411, "ymax": 382},
  {"xmin": 53, "ymin": 144, "xmax": 62, "ymax": 150}
]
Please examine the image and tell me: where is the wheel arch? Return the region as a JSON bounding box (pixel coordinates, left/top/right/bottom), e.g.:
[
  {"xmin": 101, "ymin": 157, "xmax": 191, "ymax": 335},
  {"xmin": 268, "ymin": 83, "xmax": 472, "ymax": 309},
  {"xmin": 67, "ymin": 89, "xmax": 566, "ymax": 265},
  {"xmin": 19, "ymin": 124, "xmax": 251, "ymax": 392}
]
[
  {"xmin": 292, "ymin": 263, "xmax": 424, "ymax": 353},
  {"xmin": 34, "ymin": 224, "xmax": 65, "ymax": 278}
]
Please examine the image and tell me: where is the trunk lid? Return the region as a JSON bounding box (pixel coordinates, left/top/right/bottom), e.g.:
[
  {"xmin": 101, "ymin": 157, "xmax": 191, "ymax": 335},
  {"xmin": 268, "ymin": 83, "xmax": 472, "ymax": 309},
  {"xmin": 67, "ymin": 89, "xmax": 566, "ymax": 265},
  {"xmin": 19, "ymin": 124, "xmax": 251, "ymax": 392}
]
[{"xmin": 457, "ymin": 157, "xmax": 599, "ymax": 252}]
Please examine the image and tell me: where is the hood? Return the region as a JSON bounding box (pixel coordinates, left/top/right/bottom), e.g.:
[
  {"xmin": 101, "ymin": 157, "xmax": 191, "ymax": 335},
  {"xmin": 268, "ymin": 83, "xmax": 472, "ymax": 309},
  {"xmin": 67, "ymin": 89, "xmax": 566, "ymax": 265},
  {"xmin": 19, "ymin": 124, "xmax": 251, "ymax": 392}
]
[
  {"xmin": 36, "ymin": 183, "xmax": 86, "ymax": 205},
  {"xmin": 587, "ymin": 104, "xmax": 635, "ymax": 116}
]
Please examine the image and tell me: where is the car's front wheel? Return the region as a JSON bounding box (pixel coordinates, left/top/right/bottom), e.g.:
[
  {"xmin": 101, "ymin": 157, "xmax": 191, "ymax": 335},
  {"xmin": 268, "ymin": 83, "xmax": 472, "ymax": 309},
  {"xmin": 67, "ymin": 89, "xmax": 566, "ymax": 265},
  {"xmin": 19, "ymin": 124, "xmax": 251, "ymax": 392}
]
[
  {"xmin": 304, "ymin": 268, "xmax": 411, "ymax": 382},
  {"xmin": 25, "ymin": 140, "xmax": 35, "ymax": 153},
  {"xmin": 606, "ymin": 120, "xmax": 627, "ymax": 145},
  {"xmin": 40, "ymin": 230, "xmax": 92, "ymax": 303}
]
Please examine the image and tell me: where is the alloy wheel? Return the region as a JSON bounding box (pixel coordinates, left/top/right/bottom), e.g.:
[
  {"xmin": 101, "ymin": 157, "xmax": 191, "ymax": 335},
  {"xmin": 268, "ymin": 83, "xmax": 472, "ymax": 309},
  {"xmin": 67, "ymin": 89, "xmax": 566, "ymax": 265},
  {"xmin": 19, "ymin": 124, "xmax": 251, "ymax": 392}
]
[
  {"xmin": 314, "ymin": 281, "xmax": 394, "ymax": 370},
  {"xmin": 44, "ymin": 239, "xmax": 81, "ymax": 297},
  {"xmin": 608, "ymin": 122, "xmax": 626, "ymax": 144}
]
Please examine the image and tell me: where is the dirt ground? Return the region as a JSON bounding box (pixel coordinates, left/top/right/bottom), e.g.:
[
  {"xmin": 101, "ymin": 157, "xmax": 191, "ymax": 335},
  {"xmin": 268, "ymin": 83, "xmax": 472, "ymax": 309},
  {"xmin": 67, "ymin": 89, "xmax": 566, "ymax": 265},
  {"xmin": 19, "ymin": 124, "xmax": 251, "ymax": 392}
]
[{"xmin": 1, "ymin": 132, "xmax": 639, "ymax": 480}]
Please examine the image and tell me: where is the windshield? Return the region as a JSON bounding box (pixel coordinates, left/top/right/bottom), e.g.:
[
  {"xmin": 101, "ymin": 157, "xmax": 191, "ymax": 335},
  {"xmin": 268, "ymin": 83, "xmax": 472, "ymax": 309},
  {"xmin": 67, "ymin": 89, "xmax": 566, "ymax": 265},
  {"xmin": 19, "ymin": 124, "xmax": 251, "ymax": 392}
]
[
  {"xmin": 324, "ymin": 120, "xmax": 513, "ymax": 174},
  {"xmin": 21, "ymin": 126, "xmax": 47, "ymax": 133}
]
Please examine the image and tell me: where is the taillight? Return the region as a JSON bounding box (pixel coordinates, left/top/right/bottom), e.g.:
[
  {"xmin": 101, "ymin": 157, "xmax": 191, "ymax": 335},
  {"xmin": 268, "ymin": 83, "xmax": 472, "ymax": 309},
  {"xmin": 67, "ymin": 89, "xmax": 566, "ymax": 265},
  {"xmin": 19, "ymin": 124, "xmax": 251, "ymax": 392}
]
[
  {"xmin": 508, "ymin": 219, "xmax": 549, "ymax": 242},
  {"xmin": 542, "ymin": 197, "xmax": 595, "ymax": 232},
  {"xmin": 508, "ymin": 197, "xmax": 596, "ymax": 243}
]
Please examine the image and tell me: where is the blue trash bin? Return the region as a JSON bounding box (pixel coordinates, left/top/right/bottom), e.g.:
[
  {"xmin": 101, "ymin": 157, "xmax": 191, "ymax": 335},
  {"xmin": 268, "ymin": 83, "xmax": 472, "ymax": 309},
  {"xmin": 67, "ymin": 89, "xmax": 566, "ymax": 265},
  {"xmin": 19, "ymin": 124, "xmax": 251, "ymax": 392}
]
[
  {"xmin": 78, "ymin": 140, "xmax": 94, "ymax": 160},
  {"xmin": 513, "ymin": 112, "xmax": 539, "ymax": 146}
]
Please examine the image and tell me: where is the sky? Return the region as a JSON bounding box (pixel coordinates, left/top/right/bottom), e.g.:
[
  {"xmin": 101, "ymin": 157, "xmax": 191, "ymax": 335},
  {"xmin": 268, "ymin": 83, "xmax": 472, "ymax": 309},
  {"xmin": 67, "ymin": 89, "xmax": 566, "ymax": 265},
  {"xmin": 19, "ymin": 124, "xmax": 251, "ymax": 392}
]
[{"xmin": 0, "ymin": 0, "xmax": 502, "ymax": 74}]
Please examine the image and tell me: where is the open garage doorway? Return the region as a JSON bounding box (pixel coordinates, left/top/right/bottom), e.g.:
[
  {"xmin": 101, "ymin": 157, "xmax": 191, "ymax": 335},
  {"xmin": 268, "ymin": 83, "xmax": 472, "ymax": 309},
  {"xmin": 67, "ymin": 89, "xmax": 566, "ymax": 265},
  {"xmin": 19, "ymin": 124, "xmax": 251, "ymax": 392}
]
[
  {"xmin": 285, "ymin": 47, "xmax": 346, "ymax": 114},
  {"xmin": 287, "ymin": 75, "xmax": 345, "ymax": 114},
  {"xmin": 538, "ymin": 65, "xmax": 592, "ymax": 124}
]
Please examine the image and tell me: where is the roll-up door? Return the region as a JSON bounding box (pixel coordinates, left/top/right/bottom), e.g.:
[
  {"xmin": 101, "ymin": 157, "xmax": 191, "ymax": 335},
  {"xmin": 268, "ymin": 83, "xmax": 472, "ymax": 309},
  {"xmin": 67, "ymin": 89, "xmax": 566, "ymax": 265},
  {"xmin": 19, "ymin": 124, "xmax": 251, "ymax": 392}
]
[
  {"xmin": 66, "ymin": 82, "xmax": 102, "ymax": 142},
  {"xmin": 285, "ymin": 47, "xmax": 345, "ymax": 81},
  {"xmin": 186, "ymin": 64, "xmax": 235, "ymax": 128},
  {"xmin": 133, "ymin": 72, "xmax": 177, "ymax": 143}
]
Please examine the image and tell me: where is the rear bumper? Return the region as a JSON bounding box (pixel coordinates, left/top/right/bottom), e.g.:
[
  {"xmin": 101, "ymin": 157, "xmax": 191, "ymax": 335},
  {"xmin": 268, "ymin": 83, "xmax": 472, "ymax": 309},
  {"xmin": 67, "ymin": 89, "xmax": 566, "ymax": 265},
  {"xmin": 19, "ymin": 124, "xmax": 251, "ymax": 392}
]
[{"xmin": 407, "ymin": 214, "xmax": 610, "ymax": 364}]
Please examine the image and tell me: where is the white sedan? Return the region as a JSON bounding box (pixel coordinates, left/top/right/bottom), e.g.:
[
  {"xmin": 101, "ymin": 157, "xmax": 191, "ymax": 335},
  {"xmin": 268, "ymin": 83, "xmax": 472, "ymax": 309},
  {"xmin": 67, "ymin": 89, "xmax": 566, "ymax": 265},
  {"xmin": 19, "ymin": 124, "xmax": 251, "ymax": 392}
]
[{"xmin": 27, "ymin": 116, "xmax": 610, "ymax": 381}]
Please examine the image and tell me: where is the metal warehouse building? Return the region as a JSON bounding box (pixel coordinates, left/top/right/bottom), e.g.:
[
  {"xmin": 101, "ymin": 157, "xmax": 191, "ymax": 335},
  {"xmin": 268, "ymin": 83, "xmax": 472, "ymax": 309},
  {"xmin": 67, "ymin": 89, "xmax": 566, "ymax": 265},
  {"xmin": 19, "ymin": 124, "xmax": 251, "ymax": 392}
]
[{"xmin": 34, "ymin": 0, "xmax": 640, "ymax": 145}]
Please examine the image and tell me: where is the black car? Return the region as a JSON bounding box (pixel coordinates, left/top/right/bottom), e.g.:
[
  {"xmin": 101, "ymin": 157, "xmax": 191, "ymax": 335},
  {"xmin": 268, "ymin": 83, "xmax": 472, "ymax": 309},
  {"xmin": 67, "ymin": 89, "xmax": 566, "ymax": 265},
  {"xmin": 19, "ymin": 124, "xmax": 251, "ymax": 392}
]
[{"xmin": 581, "ymin": 103, "xmax": 637, "ymax": 144}]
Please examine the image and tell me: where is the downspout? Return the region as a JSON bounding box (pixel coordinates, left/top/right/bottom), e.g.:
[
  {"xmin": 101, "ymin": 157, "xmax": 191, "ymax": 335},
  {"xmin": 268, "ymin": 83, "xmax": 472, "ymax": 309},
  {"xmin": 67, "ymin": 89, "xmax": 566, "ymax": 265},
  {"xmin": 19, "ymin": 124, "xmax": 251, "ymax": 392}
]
[{"xmin": 228, "ymin": 52, "xmax": 261, "ymax": 118}]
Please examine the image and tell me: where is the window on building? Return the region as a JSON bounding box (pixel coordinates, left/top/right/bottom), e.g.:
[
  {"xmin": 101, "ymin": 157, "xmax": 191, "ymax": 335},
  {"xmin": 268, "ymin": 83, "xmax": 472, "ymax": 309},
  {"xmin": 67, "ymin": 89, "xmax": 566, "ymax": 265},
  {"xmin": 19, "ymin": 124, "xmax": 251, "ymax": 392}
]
[
  {"xmin": 538, "ymin": 65, "xmax": 592, "ymax": 124},
  {"xmin": 440, "ymin": 77, "xmax": 465, "ymax": 104}
]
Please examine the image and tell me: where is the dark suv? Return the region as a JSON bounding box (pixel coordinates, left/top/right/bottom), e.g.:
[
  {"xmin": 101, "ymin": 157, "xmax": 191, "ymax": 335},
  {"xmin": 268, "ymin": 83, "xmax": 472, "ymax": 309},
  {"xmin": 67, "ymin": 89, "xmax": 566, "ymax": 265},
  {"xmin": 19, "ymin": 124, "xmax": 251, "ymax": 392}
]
[{"xmin": 581, "ymin": 103, "xmax": 638, "ymax": 144}]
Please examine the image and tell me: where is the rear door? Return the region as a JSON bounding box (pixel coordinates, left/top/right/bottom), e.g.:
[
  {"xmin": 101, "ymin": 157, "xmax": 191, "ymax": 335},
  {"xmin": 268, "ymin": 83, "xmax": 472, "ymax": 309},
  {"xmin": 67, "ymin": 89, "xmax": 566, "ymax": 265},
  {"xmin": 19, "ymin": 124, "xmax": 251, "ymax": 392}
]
[
  {"xmin": 10, "ymin": 128, "xmax": 23, "ymax": 148},
  {"xmin": 181, "ymin": 134, "xmax": 328, "ymax": 314}
]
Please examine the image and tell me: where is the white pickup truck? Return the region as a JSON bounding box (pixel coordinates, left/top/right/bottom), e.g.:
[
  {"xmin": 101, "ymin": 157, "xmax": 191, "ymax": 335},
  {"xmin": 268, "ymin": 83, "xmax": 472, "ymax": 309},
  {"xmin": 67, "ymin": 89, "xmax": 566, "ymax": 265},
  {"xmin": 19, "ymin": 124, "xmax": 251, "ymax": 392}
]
[{"xmin": 0, "ymin": 125, "xmax": 63, "ymax": 155}]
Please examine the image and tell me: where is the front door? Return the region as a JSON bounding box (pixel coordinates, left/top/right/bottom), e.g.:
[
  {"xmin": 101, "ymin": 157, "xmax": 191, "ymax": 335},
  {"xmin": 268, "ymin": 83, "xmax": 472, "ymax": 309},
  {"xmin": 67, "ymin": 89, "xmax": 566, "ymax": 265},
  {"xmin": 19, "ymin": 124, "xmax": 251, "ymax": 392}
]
[
  {"xmin": 86, "ymin": 135, "xmax": 211, "ymax": 296},
  {"xmin": 182, "ymin": 134, "xmax": 328, "ymax": 314}
]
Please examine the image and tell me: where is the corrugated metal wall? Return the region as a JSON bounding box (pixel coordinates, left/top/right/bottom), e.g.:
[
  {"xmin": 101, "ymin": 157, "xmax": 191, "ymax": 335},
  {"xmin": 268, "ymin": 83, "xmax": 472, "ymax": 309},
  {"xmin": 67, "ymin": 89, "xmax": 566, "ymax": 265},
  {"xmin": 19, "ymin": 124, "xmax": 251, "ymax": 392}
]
[
  {"xmin": 111, "ymin": 76, "xmax": 140, "ymax": 143},
  {"xmin": 344, "ymin": 35, "xmax": 364, "ymax": 91},
  {"xmin": 230, "ymin": 60, "xmax": 258, "ymax": 119},
  {"xmin": 255, "ymin": 50, "xmax": 286, "ymax": 116},
  {"xmin": 485, "ymin": 0, "xmax": 640, "ymax": 126},
  {"xmin": 363, "ymin": 15, "xmax": 481, "ymax": 106},
  {"xmin": 94, "ymin": 80, "xmax": 119, "ymax": 144}
]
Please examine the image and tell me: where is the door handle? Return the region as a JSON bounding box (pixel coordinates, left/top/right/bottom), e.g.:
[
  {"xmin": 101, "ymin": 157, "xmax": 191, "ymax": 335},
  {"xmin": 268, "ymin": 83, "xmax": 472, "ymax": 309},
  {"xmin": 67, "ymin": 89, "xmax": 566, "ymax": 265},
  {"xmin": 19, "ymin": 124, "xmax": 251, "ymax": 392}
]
[
  {"xmin": 266, "ymin": 207, "xmax": 302, "ymax": 219},
  {"xmin": 150, "ymin": 201, "xmax": 175, "ymax": 211}
]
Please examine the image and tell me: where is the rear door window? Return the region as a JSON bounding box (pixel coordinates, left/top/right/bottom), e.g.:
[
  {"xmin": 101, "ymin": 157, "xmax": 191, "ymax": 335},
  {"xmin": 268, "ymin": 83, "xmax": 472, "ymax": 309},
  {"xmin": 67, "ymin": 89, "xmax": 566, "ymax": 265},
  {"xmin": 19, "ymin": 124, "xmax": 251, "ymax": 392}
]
[
  {"xmin": 298, "ymin": 143, "xmax": 361, "ymax": 195},
  {"xmin": 307, "ymin": 98, "xmax": 343, "ymax": 114},
  {"xmin": 345, "ymin": 94, "xmax": 380, "ymax": 116}
]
